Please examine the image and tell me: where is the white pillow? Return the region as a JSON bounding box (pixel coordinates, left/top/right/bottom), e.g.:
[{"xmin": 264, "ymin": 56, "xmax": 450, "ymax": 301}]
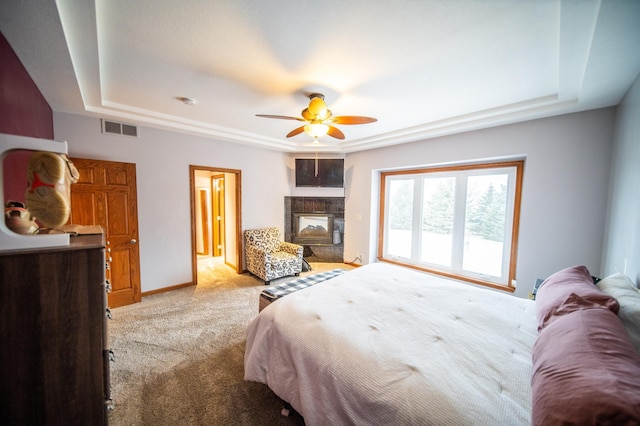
[{"xmin": 597, "ymin": 273, "xmax": 640, "ymax": 352}]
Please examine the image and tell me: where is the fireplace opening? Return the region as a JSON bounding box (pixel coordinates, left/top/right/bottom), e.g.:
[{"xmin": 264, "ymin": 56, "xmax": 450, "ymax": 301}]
[{"xmin": 293, "ymin": 213, "xmax": 334, "ymax": 245}]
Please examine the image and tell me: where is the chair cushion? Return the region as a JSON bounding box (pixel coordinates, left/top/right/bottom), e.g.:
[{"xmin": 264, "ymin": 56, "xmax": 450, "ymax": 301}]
[{"xmin": 267, "ymin": 251, "xmax": 299, "ymax": 274}]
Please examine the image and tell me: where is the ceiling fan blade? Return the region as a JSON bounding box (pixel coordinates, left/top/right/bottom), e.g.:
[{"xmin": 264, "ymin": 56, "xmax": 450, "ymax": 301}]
[
  {"xmin": 301, "ymin": 108, "xmax": 312, "ymax": 121},
  {"xmin": 256, "ymin": 114, "xmax": 305, "ymax": 121},
  {"xmin": 327, "ymin": 126, "xmax": 345, "ymax": 140},
  {"xmin": 330, "ymin": 116, "xmax": 377, "ymax": 125},
  {"xmin": 286, "ymin": 126, "xmax": 306, "ymax": 138}
]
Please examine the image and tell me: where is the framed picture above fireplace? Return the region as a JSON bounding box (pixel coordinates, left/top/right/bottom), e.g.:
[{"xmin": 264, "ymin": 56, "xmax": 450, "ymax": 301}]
[{"xmin": 292, "ymin": 213, "xmax": 334, "ymax": 245}]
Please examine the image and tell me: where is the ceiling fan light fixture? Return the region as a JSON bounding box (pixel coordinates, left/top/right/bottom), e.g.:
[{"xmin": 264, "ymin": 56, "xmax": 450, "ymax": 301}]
[
  {"xmin": 304, "ymin": 122, "xmax": 329, "ymax": 139},
  {"xmin": 256, "ymin": 92, "xmax": 376, "ymax": 142},
  {"xmin": 308, "ymin": 96, "xmax": 328, "ymax": 118}
]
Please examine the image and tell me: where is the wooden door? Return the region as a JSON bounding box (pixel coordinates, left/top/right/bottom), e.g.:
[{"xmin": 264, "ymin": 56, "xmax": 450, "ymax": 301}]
[
  {"xmin": 197, "ymin": 189, "xmax": 210, "ymax": 255},
  {"xmin": 69, "ymin": 158, "xmax": 141, "ymax": 308},
  {"xmin": 211, "ymin": 175, "xmax": 225, "ymax": 257}
]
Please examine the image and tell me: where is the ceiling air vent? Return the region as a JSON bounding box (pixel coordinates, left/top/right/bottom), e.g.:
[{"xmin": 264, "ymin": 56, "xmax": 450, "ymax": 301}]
[{"xmin": 101, "ymin": 119, "xmax": 138, "ymax": 138}]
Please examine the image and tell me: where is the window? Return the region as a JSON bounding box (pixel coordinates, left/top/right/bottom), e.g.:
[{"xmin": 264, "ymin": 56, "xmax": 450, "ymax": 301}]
[{"xmin": 379, "ymin": 160, "xmax": 524, "ymax": 291}]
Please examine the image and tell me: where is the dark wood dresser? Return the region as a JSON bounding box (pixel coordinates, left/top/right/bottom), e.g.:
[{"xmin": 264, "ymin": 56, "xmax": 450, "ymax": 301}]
[{"xmin": 0, "ymin": 234, "xmax": 111, "ymax": 425}]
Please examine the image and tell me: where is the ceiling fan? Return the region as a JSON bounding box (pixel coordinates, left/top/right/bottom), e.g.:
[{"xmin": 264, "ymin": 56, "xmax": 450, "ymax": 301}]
[{"xmin": 256, "ymin": 93, "xmax": 377, "ymax": 141}]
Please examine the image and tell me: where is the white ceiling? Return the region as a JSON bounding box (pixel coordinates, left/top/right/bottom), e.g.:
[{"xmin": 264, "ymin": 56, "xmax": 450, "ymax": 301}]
[{"xmin": 1, "ymin": 0, "xmax": 639, "ymax": 153}]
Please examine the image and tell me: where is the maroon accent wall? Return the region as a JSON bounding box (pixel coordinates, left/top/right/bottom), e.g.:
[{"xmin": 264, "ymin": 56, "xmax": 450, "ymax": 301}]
[
  {"xmin": 1, "ymin": 31, "xmax": 54, "ymax": 204},
  {"xmin": 0, "ymin": 32, "xmax": 53, "ymax": 138}
]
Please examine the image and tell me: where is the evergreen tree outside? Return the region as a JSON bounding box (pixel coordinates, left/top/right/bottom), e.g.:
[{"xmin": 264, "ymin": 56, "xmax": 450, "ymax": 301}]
[
  {"xmin": 389, "ymin": 179, "xmax": 413, "ymax": 230},
  {"xmin": 467, "ymin": 182, "xmax": 507, "ymax": 241},
  {"xmin": 423, "ymin": 178, "xmax": 454, "ymax": 234}
]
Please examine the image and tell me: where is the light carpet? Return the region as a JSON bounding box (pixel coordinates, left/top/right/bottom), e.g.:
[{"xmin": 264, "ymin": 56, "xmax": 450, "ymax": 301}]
[{"xmin": 108, "ymin": 261, "xmax": 353, "ymax": 425}]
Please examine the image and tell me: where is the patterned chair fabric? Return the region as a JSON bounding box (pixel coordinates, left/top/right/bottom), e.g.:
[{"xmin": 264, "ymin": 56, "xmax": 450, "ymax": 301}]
[{"xmin": 244, "ymin": 227, "xmax": 304, "ymax": 284}]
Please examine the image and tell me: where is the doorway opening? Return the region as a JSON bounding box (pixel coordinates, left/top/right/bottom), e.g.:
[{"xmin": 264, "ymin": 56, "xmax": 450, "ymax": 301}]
[{"xmin": 190, "ymin": 165, "xmax": 242, "ymax": 286}]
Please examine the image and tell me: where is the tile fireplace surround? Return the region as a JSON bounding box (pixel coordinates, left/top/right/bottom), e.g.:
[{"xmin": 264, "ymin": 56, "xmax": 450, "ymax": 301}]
[{"xmin": 284, "ymin": 196, "xmax": 344, "ymax": 262}]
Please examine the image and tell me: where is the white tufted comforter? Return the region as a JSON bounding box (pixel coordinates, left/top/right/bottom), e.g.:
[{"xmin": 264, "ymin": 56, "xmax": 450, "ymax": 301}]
[{"xmin": 244, "ymin": 262, "xmax": 537, "ymax": 425}]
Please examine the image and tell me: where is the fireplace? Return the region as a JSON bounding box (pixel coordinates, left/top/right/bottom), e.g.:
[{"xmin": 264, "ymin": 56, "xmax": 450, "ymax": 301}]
[
  {"xmin": 285, "ymin": 197, "xmax": 344, "ymax": 262},
  {"xmin": 292, "ymin": 213, "xmax": 334, "ymax": 245}
]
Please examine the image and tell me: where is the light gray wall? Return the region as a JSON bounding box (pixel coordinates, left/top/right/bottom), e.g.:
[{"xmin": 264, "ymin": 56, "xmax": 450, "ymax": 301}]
[
  {"xmin": 602, "ymin": 74, "xmax": 640, "ymax": 285},
  {"xmin": 53, "ymin": 112, "xmax": 291, "ymax": 293},
  {"xmin": 344, "ymin": 108, "xmax": 615, "ymax": 299},
  {"xmin": 54, "ymin": 106, "xmax": 623, "ymax": 299}
]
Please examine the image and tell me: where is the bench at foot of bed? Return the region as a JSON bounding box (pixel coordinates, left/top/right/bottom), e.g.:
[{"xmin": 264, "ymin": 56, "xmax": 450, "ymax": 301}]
[{"xmin": 259, "ymin": 269, "xmax": 346, "ymax": 312}]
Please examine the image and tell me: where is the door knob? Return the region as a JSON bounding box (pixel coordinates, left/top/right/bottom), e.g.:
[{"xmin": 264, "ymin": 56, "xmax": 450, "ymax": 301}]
[{"xmin": 130, "ymin": 239, "xmax": 137, "ymax": 244}]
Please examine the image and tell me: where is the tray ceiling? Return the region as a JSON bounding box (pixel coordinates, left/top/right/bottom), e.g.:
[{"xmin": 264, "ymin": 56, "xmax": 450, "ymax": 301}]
[{"xmin": 1, "ymin": 0, "xmax": 639, "ymax": 152}]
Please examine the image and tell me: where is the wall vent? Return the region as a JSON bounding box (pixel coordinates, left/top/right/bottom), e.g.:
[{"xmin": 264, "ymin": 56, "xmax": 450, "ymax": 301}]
[{"xmin": 101, "ymin": 119, "xmax": 138, "ymax": 138}]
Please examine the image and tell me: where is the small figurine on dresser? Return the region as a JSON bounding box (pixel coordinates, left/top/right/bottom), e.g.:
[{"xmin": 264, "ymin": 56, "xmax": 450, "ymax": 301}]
[{"xmin": 4, "ymin": 200, "xmax": 38, "ymax": 234}]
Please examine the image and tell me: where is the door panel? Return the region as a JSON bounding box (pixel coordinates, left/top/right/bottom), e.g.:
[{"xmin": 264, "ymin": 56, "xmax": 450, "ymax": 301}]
[
  {"xmin": 111, "ymin": 249, "xmax": 132, "ymax": 294},
  {"xmin": 70, "ymin": 192, "xmax": 98, "ymax": 224},
  {"xmin": 106, "ymin": 192, "xmax": 130, "ymax": 234},
  {"xmin": 107, "ymin": 169, "xmax": 128, "ymax": 185},
  {"xmin": 197, "ymin": 189, "xmax": 209, "ymax": 255},
  {"xmin": 69, "ymin": 158, "xmax": 141, "ymax": 307},
  {"xmin": 212, "ymin": 175, "xmax": 225, "ymax": 257}
]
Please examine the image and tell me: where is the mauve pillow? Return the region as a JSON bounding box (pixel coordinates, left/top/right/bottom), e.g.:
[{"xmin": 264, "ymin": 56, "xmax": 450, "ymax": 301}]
[
  {"xmin": 532, "ymin": 303, "xmax": 640, "ymax": 426},
  {"xmin": 535, "ymin": 265, "xmax": 619, "ymax": 330}
]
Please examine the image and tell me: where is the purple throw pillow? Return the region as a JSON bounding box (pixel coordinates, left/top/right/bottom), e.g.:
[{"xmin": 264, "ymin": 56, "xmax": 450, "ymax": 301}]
[
  {"xmin": 532, "ymin": 304, "xmax": 640, "ymax": 425},
  {"xmin": 535, "ymin": 265, "xmax": 618, "ymax": 330}
]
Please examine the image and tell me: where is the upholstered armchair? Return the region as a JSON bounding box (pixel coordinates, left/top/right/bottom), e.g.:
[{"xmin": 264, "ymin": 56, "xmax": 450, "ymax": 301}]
[{"xmin": 244, "ymin": 227, "xmax": 304, "ymax": 284}]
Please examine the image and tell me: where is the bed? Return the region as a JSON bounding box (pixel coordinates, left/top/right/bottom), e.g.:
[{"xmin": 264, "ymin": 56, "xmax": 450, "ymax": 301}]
[{"xmin": 244, "ymin": 262, "xmax": 537, "ymax": 425}]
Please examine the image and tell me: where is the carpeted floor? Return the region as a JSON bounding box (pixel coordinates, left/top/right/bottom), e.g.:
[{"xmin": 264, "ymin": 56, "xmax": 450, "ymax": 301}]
[{"xmin": 108, "ymin": 261, "xmax": 353, "ymax": 425}]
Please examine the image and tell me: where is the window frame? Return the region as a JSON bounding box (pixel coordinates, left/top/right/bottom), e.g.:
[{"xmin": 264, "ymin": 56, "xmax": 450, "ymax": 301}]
[{"xmin": 378, "ymin": 160, "xmax": 524, "ymax": 292}]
